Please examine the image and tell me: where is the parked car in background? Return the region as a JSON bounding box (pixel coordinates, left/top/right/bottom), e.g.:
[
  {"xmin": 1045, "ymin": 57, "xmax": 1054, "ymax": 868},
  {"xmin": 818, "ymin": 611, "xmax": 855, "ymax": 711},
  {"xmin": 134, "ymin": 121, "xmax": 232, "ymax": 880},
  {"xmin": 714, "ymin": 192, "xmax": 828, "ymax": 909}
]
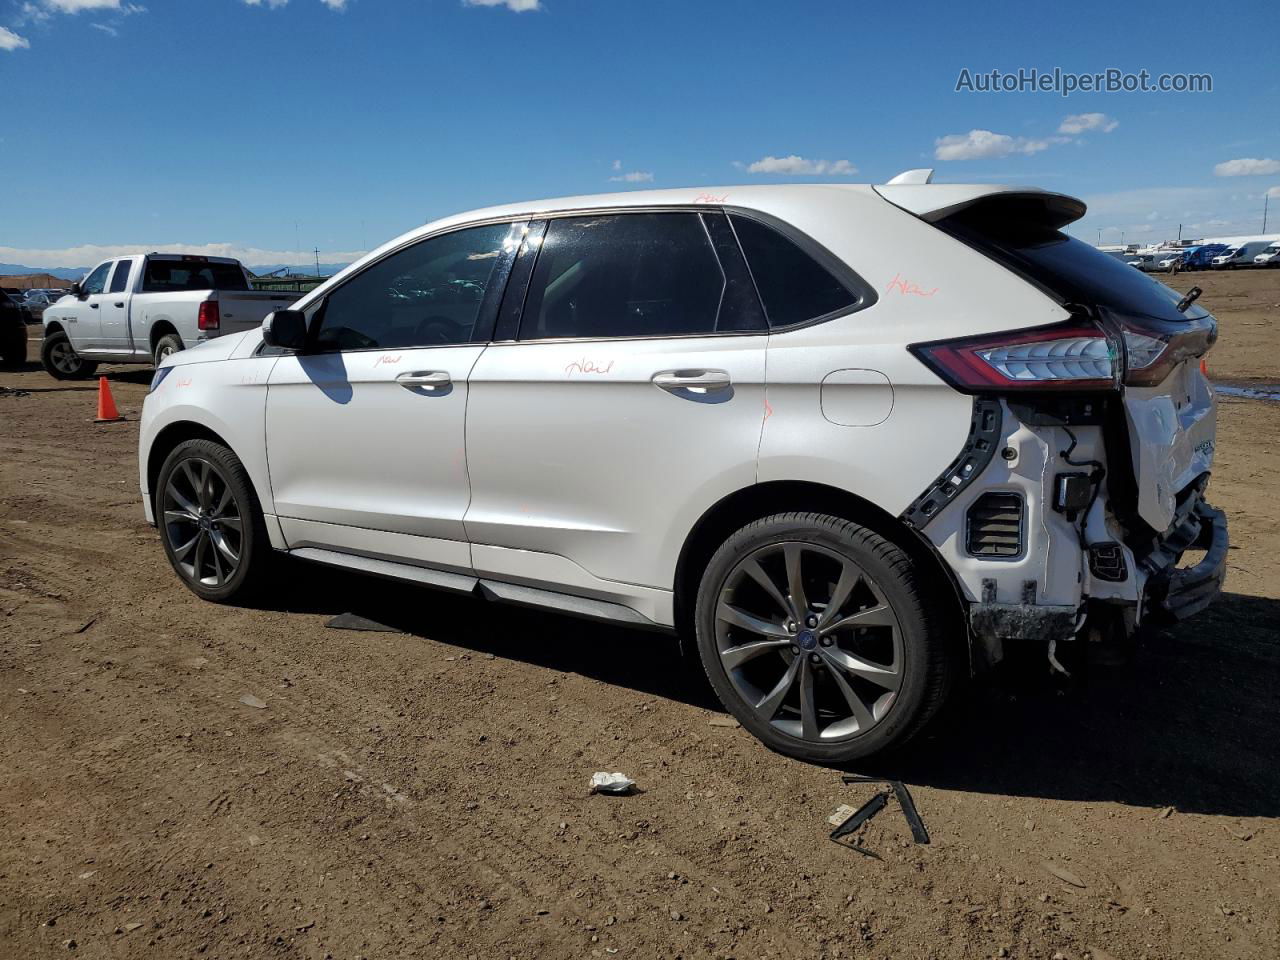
[
  {"xmin": 1, "ymin": 290, "xmax": 28, "ymax": 368},
  {"xmin": 40, "ymin": 254, "xmax": 300, "ymax": 379},
  {"xmin": 1253, "ymin": 241, "xmax": 1280, "ymax": 266},
  {"xmin": 137, "ymin": 179, "xmax": 1227, "ymax": 763},
  {"xmin": 20, "ymin": 289, "xmax": 63, "ymax": 322}
]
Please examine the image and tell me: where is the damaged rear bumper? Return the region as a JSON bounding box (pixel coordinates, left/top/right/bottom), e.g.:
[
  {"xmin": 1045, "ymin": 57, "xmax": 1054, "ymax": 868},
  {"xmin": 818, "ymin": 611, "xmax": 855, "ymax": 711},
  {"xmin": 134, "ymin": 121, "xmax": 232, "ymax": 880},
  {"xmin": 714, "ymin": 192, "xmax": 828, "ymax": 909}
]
[{"xmin": 1146, "ymin": 500, "xmax": 1229, "ymax": 621}]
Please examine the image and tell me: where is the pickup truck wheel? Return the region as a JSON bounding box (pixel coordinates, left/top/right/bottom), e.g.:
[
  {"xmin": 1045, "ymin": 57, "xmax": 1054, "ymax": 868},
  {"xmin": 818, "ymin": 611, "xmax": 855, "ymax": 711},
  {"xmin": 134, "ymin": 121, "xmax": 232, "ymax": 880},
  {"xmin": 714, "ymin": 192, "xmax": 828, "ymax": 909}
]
[
  {"xmin": 153, "ymin": 334, "xmax": 183, "ymax": 366},
  {"xmin": 694, "ymin": 512, "xmax": 953, "ymax": 764},
  {"xmin": 155, "ymin": 439, "xmax": 270, "ymax": 603},
  {"xmin": 40, "ymin": 329, "xmax": 98, "ymax": 380}
]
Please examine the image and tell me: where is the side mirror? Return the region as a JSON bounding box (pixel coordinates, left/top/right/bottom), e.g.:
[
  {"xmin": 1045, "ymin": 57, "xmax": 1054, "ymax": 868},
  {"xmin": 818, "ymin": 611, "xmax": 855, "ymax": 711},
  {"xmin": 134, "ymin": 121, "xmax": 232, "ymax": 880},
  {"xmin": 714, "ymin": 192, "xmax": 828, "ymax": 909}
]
[
  {"xmin": 69, "ymin": 281, "xmax": 83, "ymax": 299},
  {"xmin": 262, "ymin": 309, "xmax": 308, "ymax": 350}
]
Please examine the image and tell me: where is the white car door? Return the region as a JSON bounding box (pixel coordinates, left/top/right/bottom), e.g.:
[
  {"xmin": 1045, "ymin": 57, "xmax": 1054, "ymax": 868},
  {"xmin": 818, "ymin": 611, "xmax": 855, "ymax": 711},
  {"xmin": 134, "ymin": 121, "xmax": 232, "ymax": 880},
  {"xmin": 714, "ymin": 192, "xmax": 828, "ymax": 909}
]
[
  {"xmin": 463, "ymin": 211, "xmax": 769, "ymax": 614},
  {"xmin": 99, "ymin": 257, "xmax": 135, "ymax": 354},
  {"xmin": 62, "ymin": 260, "xmax": 113, "ymax": 351},
  {"xmin": 265, "ymin": 221, "xmax": 523, "ymax": 574}
]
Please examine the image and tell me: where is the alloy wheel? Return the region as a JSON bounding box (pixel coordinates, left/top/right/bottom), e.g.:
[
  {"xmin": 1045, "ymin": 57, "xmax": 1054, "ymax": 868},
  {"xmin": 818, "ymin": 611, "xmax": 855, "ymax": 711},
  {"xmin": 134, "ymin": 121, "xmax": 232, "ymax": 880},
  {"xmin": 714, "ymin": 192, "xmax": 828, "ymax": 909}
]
[
  {"xmin": 714, "ymin": 541, "xmax": 904, "ymax": 742},
  {"xmin": 49, "ymin": 339, "xmax": 81, "ymax": 374},
  {"xmin": 162, "ymin": 458, "xmax": 244, "ymax": 588}
]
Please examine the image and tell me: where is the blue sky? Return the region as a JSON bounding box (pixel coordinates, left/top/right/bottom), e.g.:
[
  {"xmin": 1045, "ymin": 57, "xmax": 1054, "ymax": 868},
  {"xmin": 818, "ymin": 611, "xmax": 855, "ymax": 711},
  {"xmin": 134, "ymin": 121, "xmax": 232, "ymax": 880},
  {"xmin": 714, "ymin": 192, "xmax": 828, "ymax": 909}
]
[{"xmin": 1, "ymin": 0, "xmax": 1277, "ymax": 268}]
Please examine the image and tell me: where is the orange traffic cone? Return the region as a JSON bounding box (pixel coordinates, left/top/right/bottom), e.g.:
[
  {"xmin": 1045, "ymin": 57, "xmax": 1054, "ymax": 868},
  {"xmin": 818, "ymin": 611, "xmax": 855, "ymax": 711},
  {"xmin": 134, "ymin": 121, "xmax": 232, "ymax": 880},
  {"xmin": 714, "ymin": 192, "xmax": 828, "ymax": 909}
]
[{"xmin": 95, "ymin": 376, "xmax": 124, "ymax": 423}]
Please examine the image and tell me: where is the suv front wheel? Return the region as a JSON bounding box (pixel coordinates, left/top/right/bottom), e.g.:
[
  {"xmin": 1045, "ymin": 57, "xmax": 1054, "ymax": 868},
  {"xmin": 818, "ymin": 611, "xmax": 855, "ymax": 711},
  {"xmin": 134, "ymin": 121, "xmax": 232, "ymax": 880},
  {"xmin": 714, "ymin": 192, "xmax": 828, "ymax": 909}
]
[
  {"xmin": 155, "ymin": 439, "xmax": 271, "ymax": 603},
  {"xmin": 695, "ymin": 512, "xmax": 952, "ymax": 763}
]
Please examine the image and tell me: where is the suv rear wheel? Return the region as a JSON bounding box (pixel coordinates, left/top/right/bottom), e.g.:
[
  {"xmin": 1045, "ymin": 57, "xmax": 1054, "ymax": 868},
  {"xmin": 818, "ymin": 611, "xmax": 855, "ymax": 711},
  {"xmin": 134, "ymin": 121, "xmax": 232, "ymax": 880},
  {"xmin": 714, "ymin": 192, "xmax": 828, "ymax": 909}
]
[
  {"xmin": 155, "ymin": 439, "xmax": 271, "ymax": 603},
  {"xmin": 694, "ymin": 512, "xmax": 952, "ymax": 763},
  {"xmin": 41, "ymin": 329, "xmax": 98, "ymax": 380}
]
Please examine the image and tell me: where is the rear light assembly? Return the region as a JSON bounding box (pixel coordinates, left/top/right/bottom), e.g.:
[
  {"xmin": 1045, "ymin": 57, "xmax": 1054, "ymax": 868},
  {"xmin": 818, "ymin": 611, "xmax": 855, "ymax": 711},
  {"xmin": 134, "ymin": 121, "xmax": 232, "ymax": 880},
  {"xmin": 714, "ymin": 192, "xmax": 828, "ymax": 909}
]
[
  {"xmin": 910, "ymin": 322, "xmax": 1119, "ymax": 393},
  {"xmin": 912, "ymin": 311, "xmax": 1217, "ymax": 393},
  {"xmin": 197, "ymin": 301, "xmax": 220, "ymax": 331}
]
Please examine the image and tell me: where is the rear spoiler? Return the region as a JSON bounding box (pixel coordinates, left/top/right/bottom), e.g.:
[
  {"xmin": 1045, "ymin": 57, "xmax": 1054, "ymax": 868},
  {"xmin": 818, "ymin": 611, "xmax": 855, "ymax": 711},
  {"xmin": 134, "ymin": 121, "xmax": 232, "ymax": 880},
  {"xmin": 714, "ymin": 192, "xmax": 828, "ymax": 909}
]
[{"xmin": 875, "ymin": 178, "xmax": 1086, "ymax": 229}]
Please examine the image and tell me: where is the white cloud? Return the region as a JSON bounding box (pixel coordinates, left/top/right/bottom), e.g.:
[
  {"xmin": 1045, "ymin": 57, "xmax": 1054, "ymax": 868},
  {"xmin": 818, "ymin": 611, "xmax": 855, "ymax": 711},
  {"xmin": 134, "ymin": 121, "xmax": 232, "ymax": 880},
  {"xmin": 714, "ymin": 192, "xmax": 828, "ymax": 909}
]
[
  {"xmin": 1058, "ymin": 112, "xmax": 1118, "ymax": 135},
  {"xmin": 320, "ymin": 0, "xmax": 346, "ymax": 8},
  {"xmin": 0, "ymin": 242, "xmax": 369, "ymax": 270},
  {"xmin": 745, "ymin": 155, "xmax": 857, "ymax": 176},
  {"xmin": 36, "ymin": 0, "xmax": 143, "ymax": 12},
  {"xmin": 934, "ymin": 129, "xmax": 1065, "ymax": 161},
  {"xmin": 0, "ymin": 26, "xmax": 30, "ymax": 49},
  {"xmin": 609, "ymin": 170, "xmax": 654, "ymax": 183},
  {"xmin": 1214, "ymin": 157, "xmax": 1280, "ymax": 177},
  {"xmin": 90, "ymin": 20, "xmax": 117, "ymax": 34},
  {"xmin": 243, "ymin": 0, "xmax": 291, "ymax": 7},
  {"xmin": 464, "ymin": 0, "xmax": 541, "ymax": 11},
  {"xmin": 1267, "ymin": 186, "xmax": 1280, "ymax": 200}
]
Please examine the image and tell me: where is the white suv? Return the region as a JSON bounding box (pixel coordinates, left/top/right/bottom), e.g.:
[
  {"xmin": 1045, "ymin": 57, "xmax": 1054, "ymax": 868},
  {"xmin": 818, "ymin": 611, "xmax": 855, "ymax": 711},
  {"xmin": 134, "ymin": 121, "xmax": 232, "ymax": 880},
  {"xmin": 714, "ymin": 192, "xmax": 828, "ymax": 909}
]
[{"xmin": 138, "ymin": 177, "xmax": 1227, "ymax": 762}]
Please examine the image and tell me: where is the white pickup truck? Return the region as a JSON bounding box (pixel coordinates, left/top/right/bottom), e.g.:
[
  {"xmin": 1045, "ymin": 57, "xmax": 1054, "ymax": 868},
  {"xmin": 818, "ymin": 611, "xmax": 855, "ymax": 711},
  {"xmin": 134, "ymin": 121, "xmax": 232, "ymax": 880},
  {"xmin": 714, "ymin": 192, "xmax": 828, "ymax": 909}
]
[{"xmin": 40, "ymin": 254, "xmax": 299, "ymax": 379}]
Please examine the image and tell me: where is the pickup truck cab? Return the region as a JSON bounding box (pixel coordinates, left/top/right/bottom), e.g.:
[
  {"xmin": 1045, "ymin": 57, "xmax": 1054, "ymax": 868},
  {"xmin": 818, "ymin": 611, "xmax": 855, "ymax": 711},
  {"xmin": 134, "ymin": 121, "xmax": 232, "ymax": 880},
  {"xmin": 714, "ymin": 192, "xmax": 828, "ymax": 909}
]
[{"xmin": 40, "ymin": 254, "xmax": 299, "ymax": 380}]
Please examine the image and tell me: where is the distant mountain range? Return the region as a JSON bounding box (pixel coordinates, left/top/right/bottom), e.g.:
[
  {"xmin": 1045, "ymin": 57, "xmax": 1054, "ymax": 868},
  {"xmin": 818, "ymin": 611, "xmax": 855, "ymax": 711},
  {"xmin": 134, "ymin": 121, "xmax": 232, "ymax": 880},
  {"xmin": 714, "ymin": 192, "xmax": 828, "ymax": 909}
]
[{"xmin": 1, "ymin": 261, "xmax": 352, "ymax": 280}]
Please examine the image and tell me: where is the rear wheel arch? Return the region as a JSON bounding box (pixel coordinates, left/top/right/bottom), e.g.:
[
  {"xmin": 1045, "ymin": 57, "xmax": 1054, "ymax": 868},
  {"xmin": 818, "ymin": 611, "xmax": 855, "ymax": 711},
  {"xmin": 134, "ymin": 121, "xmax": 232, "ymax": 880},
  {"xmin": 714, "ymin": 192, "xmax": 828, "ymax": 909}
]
[
  {"xmin": 673, "ymin": 481, "xmax": 967, "ymax": 651},
  {"xmin": 150, "ymin": 320, "xmax": 181, "ymax": 354}
]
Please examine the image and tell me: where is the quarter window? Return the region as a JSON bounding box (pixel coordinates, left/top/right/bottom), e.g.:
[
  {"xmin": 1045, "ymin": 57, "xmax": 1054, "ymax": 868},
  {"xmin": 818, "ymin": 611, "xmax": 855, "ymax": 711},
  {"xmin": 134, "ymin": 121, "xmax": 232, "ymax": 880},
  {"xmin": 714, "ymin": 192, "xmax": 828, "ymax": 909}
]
[
  {"xmin": 519, "ymin": 212, "xmax": 757, "ymax": 340},
  {"xmin": 730, "ymin": 215, "xmax": 857, "ymax": 327},
  {"xmin": 81, "ymin": 262, "xmax": 111, "ymax": 296},
  {"xmin": 108, "ymin": 259, "xmax": 133, "ymax": 294},
  {"xmin": 313, "ymin": 223, "xmax": 516, "ymax": 352}
]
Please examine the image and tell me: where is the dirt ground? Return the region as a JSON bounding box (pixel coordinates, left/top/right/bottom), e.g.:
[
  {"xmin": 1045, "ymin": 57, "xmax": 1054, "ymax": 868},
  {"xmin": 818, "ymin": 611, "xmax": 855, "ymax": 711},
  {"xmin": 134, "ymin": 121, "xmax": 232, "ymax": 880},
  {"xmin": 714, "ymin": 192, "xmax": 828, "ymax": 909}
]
[{"xmin": 2, "ymin": 269, "xmax": 1278, "ymax": 960}]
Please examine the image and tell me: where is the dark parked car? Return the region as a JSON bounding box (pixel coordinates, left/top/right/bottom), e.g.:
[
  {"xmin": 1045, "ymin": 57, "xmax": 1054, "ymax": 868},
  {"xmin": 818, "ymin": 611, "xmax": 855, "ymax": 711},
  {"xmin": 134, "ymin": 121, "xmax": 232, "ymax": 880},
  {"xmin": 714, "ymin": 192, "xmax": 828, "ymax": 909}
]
[{"xmin": 1, "ymin": 291, "xmax": 29, "ymax": 367}]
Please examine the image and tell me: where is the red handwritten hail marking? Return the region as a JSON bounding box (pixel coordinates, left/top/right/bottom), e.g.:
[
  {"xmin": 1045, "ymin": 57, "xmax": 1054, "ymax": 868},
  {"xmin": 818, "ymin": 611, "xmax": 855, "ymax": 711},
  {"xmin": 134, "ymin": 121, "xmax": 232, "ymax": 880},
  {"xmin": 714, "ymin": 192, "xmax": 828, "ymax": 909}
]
[
  {"xmin": 176, "ymin": 377, "xmax": 193, "ymax": 388},
  {"xmin": 693, "ymin": 193, "xmax": 728, "ymax": 204},
  {"xmin": 374, "ymin": 354, "xmax": 404, "ymax": 366},
  {"xmin": 763, "ymin": 397, "xmax": 773, "ymax": 421},
  {"xmin": 565, "ymin": 358, "xmax": 616, "ymax": 377},
  {"xmin": 885, "ymin": 273, "xmax": 939, "ymax": 297}
]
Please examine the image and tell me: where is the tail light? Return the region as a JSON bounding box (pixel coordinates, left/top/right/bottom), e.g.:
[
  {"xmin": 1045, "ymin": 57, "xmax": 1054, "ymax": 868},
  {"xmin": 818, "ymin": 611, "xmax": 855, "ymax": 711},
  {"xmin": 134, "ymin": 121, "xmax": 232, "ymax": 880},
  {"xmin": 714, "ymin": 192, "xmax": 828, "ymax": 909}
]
[
  {"xmin": 197, "ymin": 301, "xmax": 220, "ymax": 331},
  {"xmin": 912, "ymin": 311, "xmax": 1217, "ymax": 393},
  {"xmin": 1108, "ymin": 308, "xmax": 1217, "ymax": 387},
  {"xmin": 910, "ymin": 322, "xmax": 1119, "ymax": 393}
]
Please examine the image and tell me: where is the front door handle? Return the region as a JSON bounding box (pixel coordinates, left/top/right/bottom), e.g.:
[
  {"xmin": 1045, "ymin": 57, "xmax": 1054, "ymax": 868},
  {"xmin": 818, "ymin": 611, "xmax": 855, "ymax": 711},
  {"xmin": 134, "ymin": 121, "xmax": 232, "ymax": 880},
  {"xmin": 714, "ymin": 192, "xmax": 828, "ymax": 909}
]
[
  {"xmin": 652, "ymin": 369, "xmax": 732, "ymax": 393},
  {"xmin": 113, "ymin": 301, "xmax": 124, "ymax": 308},
  {"xmin": 396, "ymin": 370, "xmax": 452, "ymax": 390},
  {"xmin": 89, "ymin": 303, "xmax": 99, "ymax": 309}
]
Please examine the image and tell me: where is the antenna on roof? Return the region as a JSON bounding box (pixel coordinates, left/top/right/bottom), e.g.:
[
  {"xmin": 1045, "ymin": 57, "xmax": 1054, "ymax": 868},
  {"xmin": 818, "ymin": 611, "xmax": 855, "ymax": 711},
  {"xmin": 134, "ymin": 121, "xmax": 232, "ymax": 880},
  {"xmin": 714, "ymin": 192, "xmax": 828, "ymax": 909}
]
[{"xmin": 885, "ymin": 168, "xmax": 935, "ymax": 185}]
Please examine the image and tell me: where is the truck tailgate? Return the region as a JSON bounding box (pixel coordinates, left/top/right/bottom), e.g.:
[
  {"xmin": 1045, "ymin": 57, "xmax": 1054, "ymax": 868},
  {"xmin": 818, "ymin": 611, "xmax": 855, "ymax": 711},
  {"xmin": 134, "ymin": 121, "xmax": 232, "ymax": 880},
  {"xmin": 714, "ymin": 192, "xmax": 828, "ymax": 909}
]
[{"xmin": 213, "ymin": 291, "xmax": 300, "ymax": 335}]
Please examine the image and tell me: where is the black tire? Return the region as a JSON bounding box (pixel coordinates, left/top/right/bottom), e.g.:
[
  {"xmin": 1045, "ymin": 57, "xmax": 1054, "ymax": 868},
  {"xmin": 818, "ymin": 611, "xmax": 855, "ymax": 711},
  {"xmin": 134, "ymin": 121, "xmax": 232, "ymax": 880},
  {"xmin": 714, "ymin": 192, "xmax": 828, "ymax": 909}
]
[
  {"xmin": 40, "ymin": 329, "xmax": 98, "ymax": 380},
  {"xmin": 694, "ymin": 512, "xmax": 953, "ymax": 764},
  {"xmin": 155, "ymin": 439, "xmax": 272, "ymax": 603},
  {"xmin": 153, "ymin": 333, "xmax": 183, "ymax": 367},
  {"xmin": 0, "ymin": 322, "xmax": 25, "ymax": 368}
]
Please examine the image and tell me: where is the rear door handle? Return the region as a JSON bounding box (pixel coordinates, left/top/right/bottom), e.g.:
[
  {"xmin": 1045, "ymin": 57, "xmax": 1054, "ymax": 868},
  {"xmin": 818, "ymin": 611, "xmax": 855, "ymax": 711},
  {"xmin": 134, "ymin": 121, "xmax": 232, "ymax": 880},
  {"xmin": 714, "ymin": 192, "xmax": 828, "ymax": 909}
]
[
  {"xmin": 89, "ymin": 303, "xmax": 99, "ymax": 309},
  {"xmin": 652, "ymin": 369, "xmax": 732, "ymax": 393},
  {"xmin": 396, "ymin": 370, "xmax": 452, "ymax": 390},
  {"xmin": 113, "ymin": 302, "xmax": 124, "ymax": 308}
]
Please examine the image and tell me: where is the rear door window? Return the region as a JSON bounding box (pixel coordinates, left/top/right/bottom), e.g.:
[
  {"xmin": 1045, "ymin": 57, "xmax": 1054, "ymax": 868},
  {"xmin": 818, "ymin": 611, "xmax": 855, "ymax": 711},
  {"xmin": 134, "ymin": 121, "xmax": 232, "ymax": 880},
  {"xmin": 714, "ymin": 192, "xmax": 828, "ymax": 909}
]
[
  {"xmin": 518, "ymin": 212, "xmax": 764, "ymax": 340},
  {"xmin": 729, "ymin": 215, "xmax": 859, "ymax": 327},
  {"xmin": 108, "ymin": 259, "xmax": 133, "ymax": 294}
]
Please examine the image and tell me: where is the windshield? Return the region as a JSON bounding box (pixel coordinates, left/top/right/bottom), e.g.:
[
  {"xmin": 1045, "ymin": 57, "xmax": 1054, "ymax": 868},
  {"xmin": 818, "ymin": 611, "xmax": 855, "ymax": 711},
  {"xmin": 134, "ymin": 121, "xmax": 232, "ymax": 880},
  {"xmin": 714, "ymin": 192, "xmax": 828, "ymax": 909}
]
[{"xmin": 938, "ymin": 199, "xmax": 1201, "ymax": 323}]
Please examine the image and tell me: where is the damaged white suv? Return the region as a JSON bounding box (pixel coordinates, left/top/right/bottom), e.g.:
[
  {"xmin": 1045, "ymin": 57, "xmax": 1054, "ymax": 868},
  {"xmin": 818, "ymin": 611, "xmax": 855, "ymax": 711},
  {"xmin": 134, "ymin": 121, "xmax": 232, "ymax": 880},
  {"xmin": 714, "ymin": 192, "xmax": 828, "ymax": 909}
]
[{"xmin": 138, "ymin": 173, "xmax": 1226, "ymax": 762}]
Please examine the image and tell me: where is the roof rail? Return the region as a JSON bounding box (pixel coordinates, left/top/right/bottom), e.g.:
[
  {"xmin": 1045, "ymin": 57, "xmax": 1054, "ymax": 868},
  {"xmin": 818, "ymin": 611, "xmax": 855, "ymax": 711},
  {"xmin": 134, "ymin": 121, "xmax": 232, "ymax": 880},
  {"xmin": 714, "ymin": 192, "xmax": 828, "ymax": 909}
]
[{"xmin": 885, "ymin": 168, "xmax": 934, "ymax": 185}]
